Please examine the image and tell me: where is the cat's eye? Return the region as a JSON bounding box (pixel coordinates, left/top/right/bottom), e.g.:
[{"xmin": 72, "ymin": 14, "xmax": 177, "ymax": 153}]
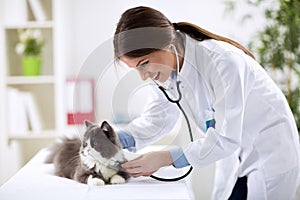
[{"xmin": 93, "ymin": 141, "xmax": 97, "ymax": 146}]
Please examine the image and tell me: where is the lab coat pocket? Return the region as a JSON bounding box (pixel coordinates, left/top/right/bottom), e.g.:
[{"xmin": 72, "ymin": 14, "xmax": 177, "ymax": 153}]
[{"xmin": 254, "ymin": 122, "xmax": 298, "ymax": 178}]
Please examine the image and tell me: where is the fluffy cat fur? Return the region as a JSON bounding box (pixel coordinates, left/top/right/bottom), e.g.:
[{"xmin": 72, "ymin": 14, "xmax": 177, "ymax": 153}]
[{"xmin": 45, "ymin": 120, "xmax": 130, "ymax": 186}]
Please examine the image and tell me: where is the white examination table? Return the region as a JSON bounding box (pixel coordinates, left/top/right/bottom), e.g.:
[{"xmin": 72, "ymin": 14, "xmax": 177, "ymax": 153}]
[{"xmin": 0, "ymin": 147, "xmax": 194, "ymax": 200}]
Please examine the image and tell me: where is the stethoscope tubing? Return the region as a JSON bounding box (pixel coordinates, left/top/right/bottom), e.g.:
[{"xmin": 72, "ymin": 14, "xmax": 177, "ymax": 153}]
[{"xmin": 150, "ymin": 81, "xmax": 194, "ymax": 182}]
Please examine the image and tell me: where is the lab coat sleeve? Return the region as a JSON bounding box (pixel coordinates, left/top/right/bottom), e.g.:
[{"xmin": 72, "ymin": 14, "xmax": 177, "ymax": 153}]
[
  {"xmin": 184, "ymin": 52, "xmax": 248, "ymax": 168},
  {"xmin": 170, "ymin": 147, "xmax": 190, "ymax": 168},
  {"xmin": 123, "ymin": 84, "xmax": 180, "ymax": 152}
]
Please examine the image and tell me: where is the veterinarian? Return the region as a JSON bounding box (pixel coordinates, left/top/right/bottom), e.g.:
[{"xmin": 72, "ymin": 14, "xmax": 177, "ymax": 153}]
[{"xmin": 113, "ymin": 6, "xmax": 300, "ymax": 200}]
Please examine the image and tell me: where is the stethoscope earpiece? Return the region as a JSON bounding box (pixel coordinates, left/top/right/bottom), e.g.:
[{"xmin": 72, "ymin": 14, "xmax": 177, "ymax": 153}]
[
  {"xmin": 169, "ymin": 43, "xmax": 175, "ymax": 49},
  {"xmin": 168, "ymin": 43, "xmax": 180, "ymax": 80}
]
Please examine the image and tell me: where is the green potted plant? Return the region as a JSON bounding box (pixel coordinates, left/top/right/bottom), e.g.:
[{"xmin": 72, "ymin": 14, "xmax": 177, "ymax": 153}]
[{"xmin": 15, "ymin": 29, "xmax": 44, "ymax": 76}]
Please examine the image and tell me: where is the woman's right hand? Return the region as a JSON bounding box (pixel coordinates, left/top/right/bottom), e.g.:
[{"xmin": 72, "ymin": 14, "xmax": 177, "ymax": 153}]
[{"xmin": 121, "ymin": 151, "xmax": 173, "ymax": 178}]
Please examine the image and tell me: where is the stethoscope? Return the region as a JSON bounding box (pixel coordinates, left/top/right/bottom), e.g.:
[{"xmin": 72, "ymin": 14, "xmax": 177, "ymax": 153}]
[{"xmin": 149, "ymin": 44, "xmax": 194, "ymax": 182}]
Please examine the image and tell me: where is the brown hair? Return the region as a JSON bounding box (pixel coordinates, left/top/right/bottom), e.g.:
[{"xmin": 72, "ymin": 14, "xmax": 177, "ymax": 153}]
[{"xmin": 114, "ymin": 6, "xmax": 255, "ymax": 59}]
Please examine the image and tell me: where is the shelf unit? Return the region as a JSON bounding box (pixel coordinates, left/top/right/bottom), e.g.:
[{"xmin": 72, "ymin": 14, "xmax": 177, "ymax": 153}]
[
  {"xmin": 0, "ymin": 0, "xmax": 66, "ymax": 142},
  {"xmin": 0, "ymin": 0, "xmax": 81, "ymax": 185}
]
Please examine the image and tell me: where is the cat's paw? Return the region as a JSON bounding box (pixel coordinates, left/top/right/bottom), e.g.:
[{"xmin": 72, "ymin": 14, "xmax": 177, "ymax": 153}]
[
  {"xmin": 110, "ymin": 174, "xmax": 126, "ymax": 184},
  {"xmin": 87, "ymin": 175, "xmax": 105, "ymax": 186}
]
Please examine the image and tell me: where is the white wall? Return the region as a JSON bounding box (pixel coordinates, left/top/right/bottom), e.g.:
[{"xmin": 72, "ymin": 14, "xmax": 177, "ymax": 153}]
[
  {"xmin": 67, "ymin": 0, "xmax": 265, "ymax": 75},
  {"xmin": 0, "ymin": 0, "xmax": 24, "ymax": 184},
  {"xmin": 0, "ymin": 0, "xmax": 6, "ymax": 184}
]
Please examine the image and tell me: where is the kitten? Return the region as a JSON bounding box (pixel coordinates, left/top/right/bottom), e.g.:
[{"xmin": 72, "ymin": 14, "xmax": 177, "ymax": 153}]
[{"xmin": 45, "ymin": 120, "xmax": 130, "ymax": 186}]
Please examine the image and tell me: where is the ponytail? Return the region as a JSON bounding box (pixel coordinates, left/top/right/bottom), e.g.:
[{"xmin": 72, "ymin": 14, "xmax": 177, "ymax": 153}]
[
  {"xmin": 173, "ymin": 22, "xmax": 255, "ymax": 59},
  {"xmin": 114, "ymin": 6, "xmax": 255, "ymax": 60}
]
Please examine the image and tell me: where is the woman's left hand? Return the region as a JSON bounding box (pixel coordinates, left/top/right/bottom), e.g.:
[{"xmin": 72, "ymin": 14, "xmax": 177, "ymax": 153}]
[{"xmin": 121, "ymin": 151, "xmax": 173, "ymax": 178}]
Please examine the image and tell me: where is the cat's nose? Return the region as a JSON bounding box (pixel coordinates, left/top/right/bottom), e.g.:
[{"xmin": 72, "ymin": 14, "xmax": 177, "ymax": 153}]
[{"xmin": 83, "ymin": 142, "xmax": 88, "ymax": 148}]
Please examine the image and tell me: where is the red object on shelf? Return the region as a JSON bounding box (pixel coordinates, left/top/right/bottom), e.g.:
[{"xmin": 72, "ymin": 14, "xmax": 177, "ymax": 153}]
[
  {"xmin": 66, "ymin": 77, "xmax": 94, "ymax": 125},
  {"xmin": 67, "ymin": 112, "xmax": 94, "ymax": 125}
]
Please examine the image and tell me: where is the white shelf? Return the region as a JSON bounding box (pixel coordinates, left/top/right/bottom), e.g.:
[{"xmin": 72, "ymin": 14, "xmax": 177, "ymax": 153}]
[
  {"xmin": 8, "ymin": 130, "xmax": 57, "ymax": 141},
  {"xmin": 4, "ymin": 21, "xmax": 54, "ymax": 29},
  {"xmin": 6, "ymin": 75, "xmax": 55, "ymax": 85}
]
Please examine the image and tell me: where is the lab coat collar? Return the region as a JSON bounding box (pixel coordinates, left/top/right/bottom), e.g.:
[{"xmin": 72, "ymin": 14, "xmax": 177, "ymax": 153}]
[{"xmin": 178, "ymin": 34, "xmax": 215, "ymax": 132}]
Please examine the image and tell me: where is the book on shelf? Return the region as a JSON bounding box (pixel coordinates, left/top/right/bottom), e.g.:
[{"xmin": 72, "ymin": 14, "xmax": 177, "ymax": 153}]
[
  {"xmin": 7, "ymin": 88, "xmax": 43, "ymax": 135},
  {"xmin": 66, "ymin": 78, "xmax": 94, "ymax": 125},
  {"xmin": 28, "ymin": 0, "xmax": 49, "ymax": 21},
  {"xmin": 7, "ymin": 88, "xmax": 28, "ymax": 135},
  {"xmin": 23, "ymin": 91, "xmax": 43, "ymax": 131}
]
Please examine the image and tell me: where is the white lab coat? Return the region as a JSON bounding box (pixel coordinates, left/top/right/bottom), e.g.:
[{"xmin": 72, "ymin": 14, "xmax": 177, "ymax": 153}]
[{"xmin": 124, "ymin": 34, "xmax": 300, "ymax": 199}]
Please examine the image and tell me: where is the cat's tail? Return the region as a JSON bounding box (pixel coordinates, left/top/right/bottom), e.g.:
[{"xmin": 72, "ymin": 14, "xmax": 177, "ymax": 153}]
[
  {"xmin": 44, "ymin": 137, "xmax": 81, "ymax": 163},
  {"xmin": 45, "ymin": 138, "xmax": 67, "ymax": 163},
  {"xmin": 44, "ymin": 139, "xmax": 64, "ymax": 163}
]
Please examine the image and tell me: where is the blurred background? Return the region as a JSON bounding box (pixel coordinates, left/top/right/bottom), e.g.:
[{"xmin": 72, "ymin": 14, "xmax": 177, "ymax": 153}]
[{"xmin": 0, "ymin": 0, "xmax": 299, "ymax": 199}]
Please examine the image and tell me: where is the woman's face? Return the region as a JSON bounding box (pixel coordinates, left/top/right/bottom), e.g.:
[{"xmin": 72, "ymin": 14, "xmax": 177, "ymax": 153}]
[{"xmin": 120, "ymin": 49, "xmax": 176, "ymax": 83}]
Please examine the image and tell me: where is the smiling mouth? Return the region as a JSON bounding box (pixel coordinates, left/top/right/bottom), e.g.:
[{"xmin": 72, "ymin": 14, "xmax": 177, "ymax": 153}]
[{"xmin": 153, "ymin": 72, "xmax": 160, "ymax": 80}]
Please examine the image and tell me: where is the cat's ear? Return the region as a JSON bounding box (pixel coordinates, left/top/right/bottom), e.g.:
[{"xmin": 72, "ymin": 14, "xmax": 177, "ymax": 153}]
[
  {"xmin": 100, "ymin": 121, "xmax": 120, "ymax": 146},
  {"xmin": 84, "ymin": 120, "xmax": 95, "ymax": 129},
  {"xmin": 100, "ymin": 121, "xmax": 112, "ymax": 133},
  {"xmin": 100, "ymin": 121, "xmax": 116, "ymax": 140}
]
